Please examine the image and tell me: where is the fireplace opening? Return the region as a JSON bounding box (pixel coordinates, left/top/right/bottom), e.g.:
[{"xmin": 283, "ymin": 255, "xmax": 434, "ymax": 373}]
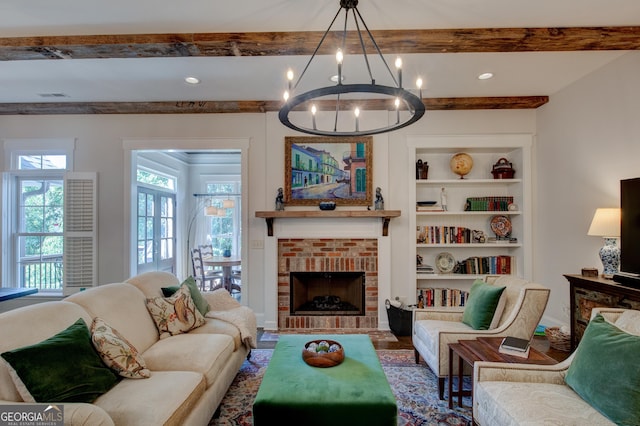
[{"xmin": 290, "ymin": 272, "xmax": 365, "ymax": 316}]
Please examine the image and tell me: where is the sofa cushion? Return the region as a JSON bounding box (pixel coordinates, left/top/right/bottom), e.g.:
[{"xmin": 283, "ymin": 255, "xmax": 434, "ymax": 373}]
[
  {"xmin": 462, "ymin": 280, "xmax": 506, "ymax": 330},
  {"xmin": 146, "ymin": 285, "xmax": 206, "ymax": 339},
  {"xmin": 91, "ymin": 317, "xmax": 150, "ymax": 379},
  {"xmin": 414, "ymin": 319, "xmax": 473, "ymax": 353},
  {"xmin": 0, "ymin": 301, "xmax": 94, "ymax": 402},
  {"xmin": 162, "ymin": 276, "xmax": 210, "ymax": 316},
  {"xmin": 565, "ymin": 313, "xmax": 640, "ymax": 425},
  {"xmin": 189, "ymin": 317, "xmax": 243, "ymax": 350},
  {"xmin": 67, "ymin": 283, "xmax": 160, "ymax": 354},
  {"xmin": 614, "ymin": 309, "xmax": 640, "ymax": 335},
  {"xmin": 1, "ymin": 318, "xmax": 119, "ymax": 403},
  {"xmin": 94, "ymin": 371, "xmax": 206, "ymax": 426},
  {"xmin": 475, "ymin": 381, "xmax": 614, "ymax": 426},
  {"xmin": 141, "ymin": 333, "xmax": 235, "ymax": 387}
]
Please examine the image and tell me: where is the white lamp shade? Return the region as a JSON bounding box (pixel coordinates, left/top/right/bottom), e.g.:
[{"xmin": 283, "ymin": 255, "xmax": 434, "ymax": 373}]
[
  {"xmin": 587, "ymin": 208, "xmax": 620, "ymax": 237},
  {"xmin": 204, "ymin": 206, "xmax": 218, "ymax": 216},
  {"xmin": 222, "ymin": 199, "xmax": 235, "ymax": 208}
]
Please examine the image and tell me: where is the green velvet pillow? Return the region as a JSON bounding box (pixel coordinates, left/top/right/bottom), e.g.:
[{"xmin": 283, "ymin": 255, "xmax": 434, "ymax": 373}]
[
  {"xmin": 162, "ymin": 276, "xmax": 210, "ymax": 316},
  {"xmin": 565, "ymin": 314, "xmax": 640, "ymax": 425},
  {"xmin": 461, "ymin": 279, "xmax": 506, "ymax": 330},
  {"xmin": 0, "ymin": 318, "xmax": 119, "ymax": 403}
]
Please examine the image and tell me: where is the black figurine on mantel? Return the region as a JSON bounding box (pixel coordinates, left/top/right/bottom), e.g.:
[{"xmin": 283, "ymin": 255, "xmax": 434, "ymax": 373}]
[
  {"xmin": 275, "ymin": 187, "xmax": 285, "ymax": 211},
  {"xmin": 375, "ymin": 187, "xmax": 384, "ymax": 210}
]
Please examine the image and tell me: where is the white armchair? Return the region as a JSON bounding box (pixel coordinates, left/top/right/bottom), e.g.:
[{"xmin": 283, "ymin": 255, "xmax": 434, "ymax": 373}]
[{"xmin": 412, "ymin": 276, "xmax": 550, "ymax": 399}]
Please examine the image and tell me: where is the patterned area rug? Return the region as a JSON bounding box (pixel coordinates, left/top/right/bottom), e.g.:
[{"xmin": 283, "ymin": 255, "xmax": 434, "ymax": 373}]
[{"xmin": 209, "ymin": 349, "xmax": 471, "ymax": 426}]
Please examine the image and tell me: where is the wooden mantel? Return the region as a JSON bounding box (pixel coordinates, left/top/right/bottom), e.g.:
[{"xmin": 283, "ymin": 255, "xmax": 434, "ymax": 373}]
[{"xmin": 255, "ymin": 210, "xmax": 401, "ymax": 237}]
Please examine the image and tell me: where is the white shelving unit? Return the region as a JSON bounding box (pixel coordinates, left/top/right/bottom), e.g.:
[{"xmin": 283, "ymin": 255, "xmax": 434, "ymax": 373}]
[{"xmin": 407, "ymin": 134, "xmax": 533, "ymax": 303}]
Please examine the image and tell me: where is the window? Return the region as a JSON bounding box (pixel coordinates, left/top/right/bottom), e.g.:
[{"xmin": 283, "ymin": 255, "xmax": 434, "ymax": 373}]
[
  {"xmin": 204, "ymin": 181, "xmax": 241, "ymax": 257},
  {"xmin": 3, "ymin": 141, "xmax": 95, "ymax": 294},
  {"xmin": 16, "ymin": 176, "xmax": 64, "ymax": 291},
  {"xmin": 137, "ymin": 167, "xmax": 176, "ymax": 191}
]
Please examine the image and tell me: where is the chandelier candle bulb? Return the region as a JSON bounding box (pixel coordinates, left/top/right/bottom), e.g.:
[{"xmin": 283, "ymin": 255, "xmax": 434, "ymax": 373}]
[
  {"xmin": 286, "ymin": 69, "xmax": 294, "ymax": 91},
  {"xmin": 395, "ymin": 98, "xmax": 400, "ymax": 123},
  {"xmin": 395, "ymin": 57, "xmax": 403, "ymax": 88},
  {"xmin": 354, "ymin": 107, "xmax": 360, "ymax": 131},
  {"xmin": 311, "ymin": 105, "xmax": 317, "ymax": 129},
  {"xmin": 416, "ymin": 78, "xmax": 423, "ymax": 98},
  {"xmin": 336, "ymin": 50, "xmax": 344, "ymax": 85}
]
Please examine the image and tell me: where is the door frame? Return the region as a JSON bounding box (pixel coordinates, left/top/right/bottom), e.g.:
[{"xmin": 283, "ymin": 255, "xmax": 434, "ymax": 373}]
[{"xmin": 123, "ymin": 138, "xmax": 250, "ymax": 303}]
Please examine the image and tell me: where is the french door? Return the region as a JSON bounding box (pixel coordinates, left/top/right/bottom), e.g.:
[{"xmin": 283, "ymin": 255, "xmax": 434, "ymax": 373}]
[{"xmin": 136, "ymin": 187, "xmax": 176, "ymax": 274}]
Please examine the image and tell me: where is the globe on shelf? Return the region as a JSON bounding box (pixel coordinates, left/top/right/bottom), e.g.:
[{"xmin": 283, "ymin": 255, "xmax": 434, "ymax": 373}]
[{"xmin": 450, "ymin": 152, "xmax": 473, "ymax": 179}]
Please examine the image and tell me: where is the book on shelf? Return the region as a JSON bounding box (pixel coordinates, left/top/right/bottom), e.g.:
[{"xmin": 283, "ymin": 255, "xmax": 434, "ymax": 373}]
[
  {"xmin": 417, "ymin": 288, "xmax": 469, "ymax": 308},
  {"xmin": 417, "ymin": 264, "xmax": 435, "ymax": 274},
  {"xmin": 416, "ymin": 205, "xmax": 445, "ymax": 212},
  {"xmin": 464, "ymin": 196, "xmax": 514, "ymax": 212},
  {"xmin": 499, "ymin": 336, "xmax": 531, "ymax": 355}
]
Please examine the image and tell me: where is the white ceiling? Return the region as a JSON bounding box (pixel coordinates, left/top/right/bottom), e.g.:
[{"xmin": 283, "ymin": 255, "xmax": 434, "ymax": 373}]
[{"xmin": 0, "ymin": 0, "xmax": 638, "ymax": 104}]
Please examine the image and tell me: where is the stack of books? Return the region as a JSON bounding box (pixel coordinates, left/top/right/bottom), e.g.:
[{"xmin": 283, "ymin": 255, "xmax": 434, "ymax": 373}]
[
  {"xmin": 416, "ymin": 264, "xmax": 435, "ymax": 274},
  {"xmin": 498, "ymin": 336, "xmax": 531, "ymax": 358}
]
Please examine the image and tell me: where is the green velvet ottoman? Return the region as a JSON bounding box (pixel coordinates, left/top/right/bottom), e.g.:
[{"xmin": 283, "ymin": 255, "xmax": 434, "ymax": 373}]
[{"xmin": 253, "ymin": 334, "xmax": 397, "ymax": 426}]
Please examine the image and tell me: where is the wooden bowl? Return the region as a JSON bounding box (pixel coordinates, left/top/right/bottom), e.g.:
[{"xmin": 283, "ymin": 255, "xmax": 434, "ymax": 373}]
[{"xmin": 302, "ymin": 339, "xmax": 345, "ymax": 368}]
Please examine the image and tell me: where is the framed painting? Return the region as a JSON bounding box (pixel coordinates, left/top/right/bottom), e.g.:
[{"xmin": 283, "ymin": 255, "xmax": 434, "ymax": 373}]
[{"xmin": 284, "ymin": 136, "xmax": 373, "ymax": 206}]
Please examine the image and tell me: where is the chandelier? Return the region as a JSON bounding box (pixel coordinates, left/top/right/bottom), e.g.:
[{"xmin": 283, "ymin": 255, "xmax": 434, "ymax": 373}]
[{"xmin": 279, "ymin": 0, "xmax": 425, "ymax": 137}]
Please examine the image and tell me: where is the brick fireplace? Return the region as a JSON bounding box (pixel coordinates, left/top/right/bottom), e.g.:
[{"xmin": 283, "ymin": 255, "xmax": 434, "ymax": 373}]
[{"xmin": 278, "ymin": 238, "xmax": 378, "ymax": 330}]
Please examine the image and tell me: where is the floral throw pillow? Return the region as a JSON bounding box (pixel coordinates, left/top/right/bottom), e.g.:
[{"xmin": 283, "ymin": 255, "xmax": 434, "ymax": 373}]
[
  {"xmin": 90, "ymin": 317, "xmax": 150, "ymax": 379},
  {"xmin": 146, "ymin": 284, "xmax": 206, "ymax": 339}
]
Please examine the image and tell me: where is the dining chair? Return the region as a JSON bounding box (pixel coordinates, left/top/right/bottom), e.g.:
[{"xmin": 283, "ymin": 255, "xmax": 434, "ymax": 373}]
[{"xmin": 191, "ymin": 248, "xmax": 223, "ymax": 291}]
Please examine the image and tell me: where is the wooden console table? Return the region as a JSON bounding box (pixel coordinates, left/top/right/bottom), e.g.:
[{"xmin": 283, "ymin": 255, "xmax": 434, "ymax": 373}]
[
  {"xmin": 564, "ymin": 274, "xmax": 640, "ymax": 350},
  {"xmin": 255, "ymin": 210, "xmax": 401, "ymax": 237}
]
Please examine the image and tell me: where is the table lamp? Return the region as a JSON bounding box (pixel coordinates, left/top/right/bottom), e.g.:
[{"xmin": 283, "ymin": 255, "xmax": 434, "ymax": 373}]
[{"xmin": 587, "ymin": 208, "xmax": 621, "ymax": 278}]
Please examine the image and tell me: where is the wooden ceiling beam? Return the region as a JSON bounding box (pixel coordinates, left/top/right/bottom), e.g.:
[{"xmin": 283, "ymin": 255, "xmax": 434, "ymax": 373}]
[
  {"xmin": 0, "ymin": 96, "xmax": 548, "ymax": 115},
  {"xmin": 0, "ymin": 26, "xmax": 638, "ymax": 61}
]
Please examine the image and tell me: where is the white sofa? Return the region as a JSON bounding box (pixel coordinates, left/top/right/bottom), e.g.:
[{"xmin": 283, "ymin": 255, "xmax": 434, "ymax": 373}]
[
  {"xmin": 0, "ymin": 271, "xmax": 256, "ymax": 426},
  {"xmin": 473, "ymin": 308, "xmax": 640, "ymax": 425}
]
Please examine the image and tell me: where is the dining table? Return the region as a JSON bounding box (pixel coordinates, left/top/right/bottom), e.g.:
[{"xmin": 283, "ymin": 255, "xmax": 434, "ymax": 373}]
[{"xmin": 202, "ymin": 255, "xmax": 241, "ymax": 292}]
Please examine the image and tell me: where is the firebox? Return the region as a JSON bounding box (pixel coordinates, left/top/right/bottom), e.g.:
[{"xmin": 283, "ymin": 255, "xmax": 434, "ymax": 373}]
[{"xmin": 290, "ymin": 272, "xmax": 365, "ymax": 316}]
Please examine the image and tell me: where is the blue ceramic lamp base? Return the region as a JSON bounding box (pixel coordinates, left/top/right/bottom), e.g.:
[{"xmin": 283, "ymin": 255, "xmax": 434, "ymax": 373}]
[{"xmin": 599, "ymin": 237, "xmax": 620, "ymax": 278}]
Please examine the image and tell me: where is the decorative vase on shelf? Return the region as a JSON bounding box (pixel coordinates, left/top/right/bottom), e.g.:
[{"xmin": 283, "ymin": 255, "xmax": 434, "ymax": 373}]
[{"xmin": 223, "ymin": 248, "xmax": 232, "ymax": 258}]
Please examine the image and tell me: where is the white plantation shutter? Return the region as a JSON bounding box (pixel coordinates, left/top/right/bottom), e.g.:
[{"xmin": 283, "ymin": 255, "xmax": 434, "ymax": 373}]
[{"xmin": 63, "ymin": 172, "xmax": 97, "ymax": 295}]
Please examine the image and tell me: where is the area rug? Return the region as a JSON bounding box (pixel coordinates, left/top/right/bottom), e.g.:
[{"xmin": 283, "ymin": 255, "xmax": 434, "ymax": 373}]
[{"xmin": 209, "ymin": 349, "xmax": 471, "ymax": 426}]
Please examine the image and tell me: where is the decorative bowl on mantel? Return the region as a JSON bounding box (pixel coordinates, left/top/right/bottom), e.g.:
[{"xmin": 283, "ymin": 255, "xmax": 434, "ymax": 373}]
[
  {"xmin": 319, "ymin": 201, "xmax": 337, "ymax": 210},
  {"xmin": 302, "ymin": 339, "xmax": 345, "ymax": 367}
]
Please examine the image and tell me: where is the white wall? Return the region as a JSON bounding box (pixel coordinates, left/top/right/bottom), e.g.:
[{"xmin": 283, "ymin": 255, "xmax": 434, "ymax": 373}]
[
  {"xmin": 535, "ymin": 51, "xmax": 640, "ymax": 326},
  {"xmin": 1, "ymin": 108, "xmax": 540, "ymax": 323}
]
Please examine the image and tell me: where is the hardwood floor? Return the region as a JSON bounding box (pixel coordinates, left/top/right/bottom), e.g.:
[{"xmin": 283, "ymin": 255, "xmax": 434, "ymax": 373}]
[{"xmin": 256, "ymin": 329, "xmax": 570, "ymax": 362}]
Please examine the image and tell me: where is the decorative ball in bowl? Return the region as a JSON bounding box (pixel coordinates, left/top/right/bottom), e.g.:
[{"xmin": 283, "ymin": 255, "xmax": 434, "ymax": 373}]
[{"xmin": 302, "ymin": 339, "xmax": 345, "ymax": 368}]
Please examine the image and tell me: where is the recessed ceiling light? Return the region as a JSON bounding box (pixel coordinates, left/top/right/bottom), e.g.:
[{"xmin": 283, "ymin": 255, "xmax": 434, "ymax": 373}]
[
  {"xmin": 478, "ymin": 72, "xmax": 494, "ymax": 80},
  {"xmin": 185, "ymin": 76, "xmax": 200, "ymax": 84}
]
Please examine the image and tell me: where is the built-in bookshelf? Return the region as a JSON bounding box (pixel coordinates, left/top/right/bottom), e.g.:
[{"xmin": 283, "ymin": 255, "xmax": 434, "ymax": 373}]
[{"xmin": 408, "ymin": 135, "xmax": 533, "ymax": 305}]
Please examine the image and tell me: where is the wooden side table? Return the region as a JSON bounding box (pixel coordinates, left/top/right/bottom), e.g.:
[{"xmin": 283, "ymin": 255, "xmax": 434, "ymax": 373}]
[{"xmin": 447, "ymin": 337, "xmax": 557, "ymax": 409}]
